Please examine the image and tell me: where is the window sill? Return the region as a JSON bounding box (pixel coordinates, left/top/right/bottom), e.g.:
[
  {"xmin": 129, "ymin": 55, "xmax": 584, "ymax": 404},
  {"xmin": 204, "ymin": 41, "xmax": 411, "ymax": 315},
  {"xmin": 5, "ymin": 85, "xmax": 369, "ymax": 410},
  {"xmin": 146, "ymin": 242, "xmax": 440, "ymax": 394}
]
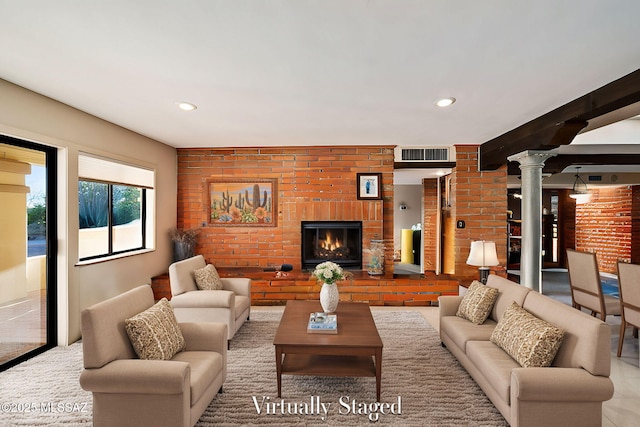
[{"xmin": 75, "ymin": 248, "xmax": 155, "ymax": 266}]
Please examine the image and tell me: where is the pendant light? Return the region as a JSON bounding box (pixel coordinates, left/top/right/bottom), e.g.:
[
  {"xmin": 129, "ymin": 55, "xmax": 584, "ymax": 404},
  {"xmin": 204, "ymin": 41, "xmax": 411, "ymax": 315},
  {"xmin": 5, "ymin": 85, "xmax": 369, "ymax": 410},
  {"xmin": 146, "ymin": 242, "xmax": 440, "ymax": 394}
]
[{"xmin": 569, "ymin": 167, "xmax": 591, "ymax": 204}]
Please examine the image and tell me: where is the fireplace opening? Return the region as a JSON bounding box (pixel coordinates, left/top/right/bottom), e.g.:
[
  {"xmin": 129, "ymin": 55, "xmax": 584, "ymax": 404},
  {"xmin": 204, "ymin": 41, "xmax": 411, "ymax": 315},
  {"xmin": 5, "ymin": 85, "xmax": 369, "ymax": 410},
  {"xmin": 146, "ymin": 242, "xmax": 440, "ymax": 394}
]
[{"xmin": 301, "ymin": 221, "xmax": 362, "ymax": 270}]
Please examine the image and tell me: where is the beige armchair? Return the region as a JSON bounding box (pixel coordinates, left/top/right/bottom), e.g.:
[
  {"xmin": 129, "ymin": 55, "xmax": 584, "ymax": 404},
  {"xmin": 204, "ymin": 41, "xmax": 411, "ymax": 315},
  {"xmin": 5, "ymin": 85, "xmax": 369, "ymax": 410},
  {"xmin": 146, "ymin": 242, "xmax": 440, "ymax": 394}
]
[
  {"xmin": 80, "ymin": 285, "xmax": 227, "ymax": 427},
  {"xmin": 169, "ymin": 255, "xmax": 251, "ymax": 347}
]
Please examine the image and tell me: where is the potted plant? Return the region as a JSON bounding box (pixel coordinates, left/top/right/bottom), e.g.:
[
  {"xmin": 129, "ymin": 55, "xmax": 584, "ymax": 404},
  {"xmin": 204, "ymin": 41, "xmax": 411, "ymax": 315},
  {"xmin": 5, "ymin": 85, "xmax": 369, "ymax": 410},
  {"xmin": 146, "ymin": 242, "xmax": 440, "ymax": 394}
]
[
  {"xmin": 169, "ymin": 228, "xmax": 200, "ymax": 262},
  {"xmin": 311, "ymin": 261, "xmax": 353, "ymax": 313}
]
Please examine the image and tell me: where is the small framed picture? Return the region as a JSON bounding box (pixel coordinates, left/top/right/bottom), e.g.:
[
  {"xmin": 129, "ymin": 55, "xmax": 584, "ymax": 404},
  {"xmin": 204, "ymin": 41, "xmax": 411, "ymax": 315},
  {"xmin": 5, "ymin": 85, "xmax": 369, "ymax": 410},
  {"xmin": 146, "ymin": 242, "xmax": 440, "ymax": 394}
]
[{"xmin": 356, "ymin": 173, "xmax": 382, "ymax": 200}]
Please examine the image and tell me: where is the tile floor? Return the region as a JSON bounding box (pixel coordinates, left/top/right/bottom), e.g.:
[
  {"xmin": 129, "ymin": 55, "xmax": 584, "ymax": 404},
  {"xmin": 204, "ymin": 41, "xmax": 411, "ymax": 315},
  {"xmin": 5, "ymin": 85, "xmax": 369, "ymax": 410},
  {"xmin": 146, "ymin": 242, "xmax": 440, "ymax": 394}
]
[{"xmin": 0, "ymin": 291, "xmax": 46, "ymax": 365}]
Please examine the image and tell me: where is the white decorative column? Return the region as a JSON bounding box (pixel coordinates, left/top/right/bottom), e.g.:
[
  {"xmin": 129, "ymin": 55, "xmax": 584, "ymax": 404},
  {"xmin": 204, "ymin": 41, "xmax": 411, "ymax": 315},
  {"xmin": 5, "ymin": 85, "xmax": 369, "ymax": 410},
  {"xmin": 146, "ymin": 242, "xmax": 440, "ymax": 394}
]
[{"xmin": 507, "ymin": 150, "xmax": 557, "ymax": 292}]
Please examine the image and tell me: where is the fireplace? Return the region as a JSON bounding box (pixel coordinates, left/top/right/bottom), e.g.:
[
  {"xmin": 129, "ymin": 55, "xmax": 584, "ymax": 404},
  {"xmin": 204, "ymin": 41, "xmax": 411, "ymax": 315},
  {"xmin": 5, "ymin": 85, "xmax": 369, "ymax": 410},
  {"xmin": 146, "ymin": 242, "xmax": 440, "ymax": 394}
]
[{"xmin": 301, "ymin": 221, "xmax": 362, "ymax": 270}]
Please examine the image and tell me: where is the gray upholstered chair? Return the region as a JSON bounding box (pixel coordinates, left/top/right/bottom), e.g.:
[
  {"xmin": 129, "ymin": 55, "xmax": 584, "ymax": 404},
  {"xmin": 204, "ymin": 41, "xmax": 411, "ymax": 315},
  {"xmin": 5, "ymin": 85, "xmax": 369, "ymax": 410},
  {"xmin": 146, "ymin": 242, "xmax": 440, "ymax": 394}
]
[
  {"xmin": 566, "ymin": 249, "xmax": 621, "ymax": 320},
  {"xmin": 80, "ymin": 285, "xmax": 227, "ymax": 427},
  {"xmin": 168, "ymin": 255, "xmax": 251, "ymax": 348},
  {"xmin": 616, "ymin": 261, "xmax": 640, "ymax": 357}
]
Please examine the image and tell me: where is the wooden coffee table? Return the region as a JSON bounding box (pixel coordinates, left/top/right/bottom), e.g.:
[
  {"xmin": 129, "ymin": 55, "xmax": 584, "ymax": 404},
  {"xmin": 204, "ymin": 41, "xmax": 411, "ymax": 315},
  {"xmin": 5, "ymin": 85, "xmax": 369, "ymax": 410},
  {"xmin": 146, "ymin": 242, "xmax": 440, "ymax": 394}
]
[{"xmin": 273, "ymin": 300, "xmax": 383, "ymax": 401}]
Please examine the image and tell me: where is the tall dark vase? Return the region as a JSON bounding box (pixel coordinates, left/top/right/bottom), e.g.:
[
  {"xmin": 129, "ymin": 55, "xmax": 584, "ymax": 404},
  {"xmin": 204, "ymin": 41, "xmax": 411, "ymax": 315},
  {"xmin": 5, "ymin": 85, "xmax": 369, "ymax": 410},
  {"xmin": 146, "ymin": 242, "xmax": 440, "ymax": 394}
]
[{"xmin": 173, "ymin": 242, "xmax": 195, "ymax": 263}]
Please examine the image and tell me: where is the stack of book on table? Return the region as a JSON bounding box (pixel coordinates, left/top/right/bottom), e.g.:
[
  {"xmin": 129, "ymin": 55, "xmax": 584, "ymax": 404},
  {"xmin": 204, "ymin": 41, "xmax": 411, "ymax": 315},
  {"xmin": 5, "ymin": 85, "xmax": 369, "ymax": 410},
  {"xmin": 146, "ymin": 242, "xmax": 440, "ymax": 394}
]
[{"xmin": 307, "ymin": 312, "xmax": 337, "ymax": 334}]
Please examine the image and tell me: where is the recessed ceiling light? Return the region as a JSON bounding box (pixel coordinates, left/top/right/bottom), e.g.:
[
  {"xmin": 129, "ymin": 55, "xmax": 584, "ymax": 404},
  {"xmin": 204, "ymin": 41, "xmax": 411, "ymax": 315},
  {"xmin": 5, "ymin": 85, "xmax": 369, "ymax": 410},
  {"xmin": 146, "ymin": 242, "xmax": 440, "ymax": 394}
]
[
  {"xmin": 435, "ymin": 97, "xmax": 456, "ymax": 107},
  {"xmin": 176, "ymin": 101, "xmax": 197, "ymax": 111}
]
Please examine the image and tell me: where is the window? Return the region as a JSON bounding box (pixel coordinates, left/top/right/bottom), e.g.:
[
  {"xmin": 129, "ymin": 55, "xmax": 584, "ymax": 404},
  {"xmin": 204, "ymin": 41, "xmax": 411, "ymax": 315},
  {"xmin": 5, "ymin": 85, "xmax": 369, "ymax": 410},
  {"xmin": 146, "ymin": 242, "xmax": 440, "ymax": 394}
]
[{"xmin": 78, "ymin": 154, "xmax": 154, "ymax": 261}]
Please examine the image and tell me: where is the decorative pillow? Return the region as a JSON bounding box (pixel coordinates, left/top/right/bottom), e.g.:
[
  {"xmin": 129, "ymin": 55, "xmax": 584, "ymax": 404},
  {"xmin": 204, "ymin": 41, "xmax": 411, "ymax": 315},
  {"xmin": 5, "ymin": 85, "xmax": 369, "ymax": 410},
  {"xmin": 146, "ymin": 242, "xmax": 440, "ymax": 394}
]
[
  {"xmin": 125, "ymin": 298, "xmax": 185, "ymax": 360},
  {"xmin": 193, "ymin": 264, "xmax": 223, "ymax": 290},
  {"xmin": 490, "ymin": 301, "xmax": 565, "ymax": 368},
  {"xmin": 456, "ymin": 280, "xmax": 499, "ymax": 325}
]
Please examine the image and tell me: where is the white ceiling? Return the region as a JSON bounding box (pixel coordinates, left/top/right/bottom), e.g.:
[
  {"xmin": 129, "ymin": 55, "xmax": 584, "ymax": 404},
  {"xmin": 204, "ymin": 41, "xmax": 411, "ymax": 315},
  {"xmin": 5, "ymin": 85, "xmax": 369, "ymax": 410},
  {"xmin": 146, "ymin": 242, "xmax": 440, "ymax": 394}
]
[{"xmin": 1, "ymin": 1, "xmax": 640, "ymax": 153}]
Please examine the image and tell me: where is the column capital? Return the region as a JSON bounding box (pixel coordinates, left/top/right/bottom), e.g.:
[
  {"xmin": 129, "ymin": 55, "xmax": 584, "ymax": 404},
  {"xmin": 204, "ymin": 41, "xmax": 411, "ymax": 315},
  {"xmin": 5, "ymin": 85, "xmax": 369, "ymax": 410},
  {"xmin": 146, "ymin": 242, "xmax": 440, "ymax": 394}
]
[{"xmin": 507, "ymin": 149, "xmax": 559, "ymax": 168}]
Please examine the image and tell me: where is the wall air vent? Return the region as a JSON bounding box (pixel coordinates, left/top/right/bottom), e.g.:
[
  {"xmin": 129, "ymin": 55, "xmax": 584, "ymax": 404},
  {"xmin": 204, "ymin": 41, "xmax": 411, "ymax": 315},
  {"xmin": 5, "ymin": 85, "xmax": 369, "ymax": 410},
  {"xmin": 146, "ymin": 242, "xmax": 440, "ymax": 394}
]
[{"xmin": 394, "ymin": 146, "xmax": 453, "ymax": 162}]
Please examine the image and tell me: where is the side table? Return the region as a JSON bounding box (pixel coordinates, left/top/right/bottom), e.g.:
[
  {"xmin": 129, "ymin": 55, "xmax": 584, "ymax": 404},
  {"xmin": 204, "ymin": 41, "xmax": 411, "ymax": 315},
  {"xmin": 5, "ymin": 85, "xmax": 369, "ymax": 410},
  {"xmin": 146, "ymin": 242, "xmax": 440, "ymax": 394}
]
[{"xmin": 150, "ymin": 272, "xmax": 172, "ymax": 301}]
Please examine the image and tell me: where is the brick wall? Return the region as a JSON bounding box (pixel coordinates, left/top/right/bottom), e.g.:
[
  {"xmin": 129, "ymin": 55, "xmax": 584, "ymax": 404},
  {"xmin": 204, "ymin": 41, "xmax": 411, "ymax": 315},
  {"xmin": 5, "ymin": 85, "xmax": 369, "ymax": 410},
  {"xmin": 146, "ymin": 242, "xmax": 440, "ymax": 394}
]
[
  {"xmin": 174, "ymin": 146, "xmax": 461, "ymax": 304},
  {"xmin": 249, "ymin": 273, "xmax": 459, "ymax": 306},
  {"xmin": 576, "ymin": 186, "xmax": 632, "ymax": 273},
  {"xmin": 176, "ymin": 146, "xmax": 395, "ymax": 271},
  {"xmin": 632, "ymin": 186, "xmax": 640, "ymax": 264},
  {"xmin": 176, "ymin": 145, "xmax": 510, "ymax": 279},
  {"xmin": 453, "ymin": 145, "xmax": 508, "ymax": 282}
]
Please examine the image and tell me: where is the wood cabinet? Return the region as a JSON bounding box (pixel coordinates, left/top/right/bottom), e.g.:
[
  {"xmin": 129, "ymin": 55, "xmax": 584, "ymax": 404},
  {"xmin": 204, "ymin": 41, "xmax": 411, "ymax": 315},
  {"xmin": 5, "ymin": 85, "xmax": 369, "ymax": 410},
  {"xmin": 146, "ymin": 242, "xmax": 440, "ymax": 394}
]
[
  {"xmin": 542, "ymin": 213, "xmax": 557, "ymax": 267},
  {"xmin": 507, "ymin": 219, "xmax": 521, "ymax": 269},
  {"xmin": 507, "ymin": 214, "xmax": 557, "ymax": 270}
]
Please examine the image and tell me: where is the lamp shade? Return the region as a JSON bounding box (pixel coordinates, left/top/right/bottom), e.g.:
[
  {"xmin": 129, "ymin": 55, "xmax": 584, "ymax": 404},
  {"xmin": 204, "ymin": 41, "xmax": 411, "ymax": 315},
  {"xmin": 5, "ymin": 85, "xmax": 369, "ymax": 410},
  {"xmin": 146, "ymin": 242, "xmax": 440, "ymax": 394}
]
[
  {"xmin": 569, "ymin": 167, "xmax": 591, "ymax": 204},
  {"xmin": 466, "ymin": 241, "xmax": 499, "ymax": 267},
  {"xmin": 569, "ymin": 192, "xmax": 592, "ymax": 204}
]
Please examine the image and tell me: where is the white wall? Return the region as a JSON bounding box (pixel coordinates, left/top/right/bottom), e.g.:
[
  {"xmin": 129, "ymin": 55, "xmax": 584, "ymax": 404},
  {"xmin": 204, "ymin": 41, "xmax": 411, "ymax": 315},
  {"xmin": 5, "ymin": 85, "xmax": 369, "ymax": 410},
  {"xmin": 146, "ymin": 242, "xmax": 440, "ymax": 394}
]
[{"xmin": 0, "ymin": 79, "xmax": 177, "ymax": 344}]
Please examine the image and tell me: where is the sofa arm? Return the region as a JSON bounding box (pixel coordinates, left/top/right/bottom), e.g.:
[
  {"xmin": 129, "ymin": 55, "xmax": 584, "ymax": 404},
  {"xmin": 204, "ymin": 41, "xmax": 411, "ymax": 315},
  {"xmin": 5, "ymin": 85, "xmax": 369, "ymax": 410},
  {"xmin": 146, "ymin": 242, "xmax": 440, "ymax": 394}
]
[
  {"xmin": 170, "ymin": 289, "xmax": 234, "ymax": 308},
  {"xmin": 180, "ymin": 322, "xmax": 228, "ymax": 355},
  {"xmin": 438, "ymin": 295, "xmax": 463, "ymax": 318},
  {"xmin": 80, "ymin": 359, "xmax": 189, "ymax": 394},
  {"xmin": 221, "ymin": 278, "xmax": 251, "ymax": 297},
  {"xmin": 512, "ymin": 367, "xmax": 614, "ymax": 402}
]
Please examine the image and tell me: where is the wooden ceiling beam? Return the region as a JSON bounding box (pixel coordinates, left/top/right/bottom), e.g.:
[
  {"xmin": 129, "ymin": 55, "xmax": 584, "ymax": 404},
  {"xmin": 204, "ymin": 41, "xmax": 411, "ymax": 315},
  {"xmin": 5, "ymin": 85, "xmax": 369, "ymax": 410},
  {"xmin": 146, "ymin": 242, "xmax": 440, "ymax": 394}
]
[{"xmin": 480, "ymin": 68, "xmax": 640, "ymax": 170}]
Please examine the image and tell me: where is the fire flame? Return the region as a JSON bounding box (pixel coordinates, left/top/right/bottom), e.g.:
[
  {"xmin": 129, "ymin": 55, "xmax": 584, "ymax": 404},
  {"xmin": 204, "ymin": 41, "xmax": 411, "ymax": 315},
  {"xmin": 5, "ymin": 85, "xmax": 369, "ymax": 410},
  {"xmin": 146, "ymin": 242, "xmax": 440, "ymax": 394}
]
[{"xmin": 320, "ymin": 232, "xmax": 342, "ymax": 252}]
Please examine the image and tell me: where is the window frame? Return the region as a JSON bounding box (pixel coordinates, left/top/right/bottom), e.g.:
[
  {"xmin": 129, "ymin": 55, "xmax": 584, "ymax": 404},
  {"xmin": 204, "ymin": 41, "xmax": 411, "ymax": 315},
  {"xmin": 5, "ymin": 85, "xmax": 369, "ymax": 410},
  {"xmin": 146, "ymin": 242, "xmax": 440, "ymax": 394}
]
[
  {"xmin": 77, "ymin": 154, "xmax": 155, "ymax": 263},
  {"xmin": 78, "ymin": 180, "xmax": 147, "ymax": 261}
]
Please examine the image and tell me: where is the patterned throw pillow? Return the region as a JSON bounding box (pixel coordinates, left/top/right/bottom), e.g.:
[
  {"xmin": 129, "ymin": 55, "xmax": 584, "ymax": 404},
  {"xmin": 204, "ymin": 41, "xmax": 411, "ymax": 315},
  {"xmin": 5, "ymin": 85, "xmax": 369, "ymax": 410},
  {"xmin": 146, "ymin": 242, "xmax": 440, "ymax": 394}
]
[
  {"xmin": 456, "ymin": 280, "xmax": 500, "ymax": 325},
  {"xmin": 193, "ymin": 264, "xmax": 223, "ymax": 290},
  {"xmin": 125, "ymin": 298, "xmax": 185, "ymax": 360},
  {"xmin": 490, "ymin": 301, "xmax": 565, "ymax": 368}
]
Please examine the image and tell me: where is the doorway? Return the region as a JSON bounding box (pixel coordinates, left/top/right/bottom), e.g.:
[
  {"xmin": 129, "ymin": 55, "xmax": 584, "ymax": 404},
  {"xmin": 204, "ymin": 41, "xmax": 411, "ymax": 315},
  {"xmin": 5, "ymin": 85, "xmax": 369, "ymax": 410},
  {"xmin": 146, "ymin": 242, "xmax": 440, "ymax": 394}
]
[
  {"xmin": 393, "ymin": 184, "xmax": 423, "ymax": 274},
  {"xmin": 507, "ymin": 189, "xmax": 562, "ymax": 272},
  {"xmin": 0, "ymin": 136, "xmax": 57, "ymax": 371}
]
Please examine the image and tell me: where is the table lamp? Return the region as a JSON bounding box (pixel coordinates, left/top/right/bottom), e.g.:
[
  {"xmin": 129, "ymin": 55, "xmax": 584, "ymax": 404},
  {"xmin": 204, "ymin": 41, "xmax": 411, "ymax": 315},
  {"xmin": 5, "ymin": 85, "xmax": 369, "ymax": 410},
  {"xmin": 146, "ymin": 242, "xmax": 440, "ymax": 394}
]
[{"xmin": 466, "ymin": 240, "xmax": 499, "ymax": 284}]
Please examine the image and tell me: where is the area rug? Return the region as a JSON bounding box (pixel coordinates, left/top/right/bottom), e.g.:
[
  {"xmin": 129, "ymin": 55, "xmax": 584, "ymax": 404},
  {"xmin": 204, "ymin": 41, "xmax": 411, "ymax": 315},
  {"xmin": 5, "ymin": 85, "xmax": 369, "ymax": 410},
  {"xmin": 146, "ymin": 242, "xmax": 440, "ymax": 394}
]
[
  {"xmin": 0, "ymin": 310, "xmax": 507, "ymax": 426},
  {"xmin": 0, "ymin": 340, "xmax": 91, "ymax": 425}
]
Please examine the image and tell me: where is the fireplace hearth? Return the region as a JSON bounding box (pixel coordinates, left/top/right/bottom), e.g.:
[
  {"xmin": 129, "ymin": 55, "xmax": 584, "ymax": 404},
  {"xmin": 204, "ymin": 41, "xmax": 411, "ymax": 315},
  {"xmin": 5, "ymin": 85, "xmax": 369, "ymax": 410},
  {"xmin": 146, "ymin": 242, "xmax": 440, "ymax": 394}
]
[{"xmin": 301, "ymin": 221, "xmax": 362, "ymax": 270}]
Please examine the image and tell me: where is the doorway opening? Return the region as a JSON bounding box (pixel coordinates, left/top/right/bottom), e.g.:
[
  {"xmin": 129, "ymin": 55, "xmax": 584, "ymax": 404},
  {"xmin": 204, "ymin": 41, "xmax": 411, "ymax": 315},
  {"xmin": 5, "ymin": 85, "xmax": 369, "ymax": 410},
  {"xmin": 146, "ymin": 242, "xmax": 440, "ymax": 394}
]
[{"xmin": 393, "ymin": 184, "xmax": 424, "ymax": 275}]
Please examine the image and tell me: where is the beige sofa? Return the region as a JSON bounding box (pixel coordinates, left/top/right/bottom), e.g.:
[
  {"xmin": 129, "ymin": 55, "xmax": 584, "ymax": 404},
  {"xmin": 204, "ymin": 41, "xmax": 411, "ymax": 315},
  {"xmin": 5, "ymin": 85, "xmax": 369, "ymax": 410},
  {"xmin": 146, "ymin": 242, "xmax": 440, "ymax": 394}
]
[
  {"xmin": 80, "ymin": 285, "xmax": 227, "ymax": 427},
  {"xmin": 169, "ymin": 255, "xmax": 251, "ymax": 346},
  {"xmin": 439, "ymin": 275, "xmax": 614, "ymax": 427}
]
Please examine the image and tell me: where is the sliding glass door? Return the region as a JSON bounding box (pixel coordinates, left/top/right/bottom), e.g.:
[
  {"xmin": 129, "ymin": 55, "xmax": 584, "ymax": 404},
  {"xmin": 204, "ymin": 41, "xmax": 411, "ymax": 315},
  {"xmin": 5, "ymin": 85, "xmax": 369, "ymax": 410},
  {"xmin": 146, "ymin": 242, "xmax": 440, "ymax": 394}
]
[{"xmin": 0, "ymin": 136, "xmax": 56, "ymax": 371}]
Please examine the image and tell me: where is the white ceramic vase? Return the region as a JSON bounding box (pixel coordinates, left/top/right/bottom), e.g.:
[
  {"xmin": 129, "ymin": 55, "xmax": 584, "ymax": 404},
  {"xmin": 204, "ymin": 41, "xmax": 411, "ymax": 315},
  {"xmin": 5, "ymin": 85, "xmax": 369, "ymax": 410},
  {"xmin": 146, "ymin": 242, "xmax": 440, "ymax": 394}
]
[{"xmin": 320, "ymin": 283, "xmax": 339, "ymax": 313}]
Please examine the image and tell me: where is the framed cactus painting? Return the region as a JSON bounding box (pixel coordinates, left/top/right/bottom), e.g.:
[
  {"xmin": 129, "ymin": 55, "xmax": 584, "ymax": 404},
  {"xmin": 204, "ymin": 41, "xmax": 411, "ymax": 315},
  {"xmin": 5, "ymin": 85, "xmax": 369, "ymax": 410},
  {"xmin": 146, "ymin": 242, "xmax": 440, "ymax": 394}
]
[{"xmin": 207, "ymin": 179, "xmax": 277, "ymax": 226}]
